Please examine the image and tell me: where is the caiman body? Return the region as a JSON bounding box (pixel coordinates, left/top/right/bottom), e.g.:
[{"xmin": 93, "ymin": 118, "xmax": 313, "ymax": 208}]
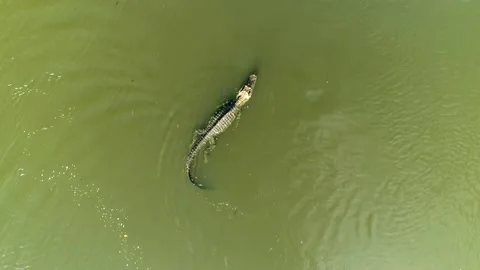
[{"xmin": 186, "ymin": 74, "xmax": 257, "ymax": 189}]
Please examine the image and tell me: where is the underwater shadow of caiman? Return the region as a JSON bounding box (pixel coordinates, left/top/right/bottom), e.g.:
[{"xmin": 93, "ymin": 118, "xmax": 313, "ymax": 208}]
[{"xmin": 185, "ymin": 73, "xmax": 258, "ymax": 189}]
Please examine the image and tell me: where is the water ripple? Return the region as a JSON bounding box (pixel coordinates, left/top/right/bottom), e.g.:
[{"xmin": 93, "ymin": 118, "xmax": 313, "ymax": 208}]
[{"xmin": 7, "ymin": 93, "xmax": 153, "ymax": 269}]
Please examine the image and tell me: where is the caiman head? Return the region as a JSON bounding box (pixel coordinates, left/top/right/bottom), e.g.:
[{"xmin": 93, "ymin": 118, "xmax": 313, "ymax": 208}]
[{"xmin": 235, "ymin": 74, "xmax": 257, "ymax": 107}]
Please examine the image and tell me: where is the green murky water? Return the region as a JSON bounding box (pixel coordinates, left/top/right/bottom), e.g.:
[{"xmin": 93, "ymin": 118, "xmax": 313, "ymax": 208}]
[{"xmin": 1, "ymin": 0, "xmax": 480, "ymax": 269}]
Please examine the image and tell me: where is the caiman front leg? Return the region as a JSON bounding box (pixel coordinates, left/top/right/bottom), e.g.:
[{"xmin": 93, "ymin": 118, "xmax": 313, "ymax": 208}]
[
  {"xmin": 203, "ymin": 137, "xmax": 216, "ymax": 163},
  {"xmin": 234, "ymin": 111, "xmax": 242, "ymax": 129}
]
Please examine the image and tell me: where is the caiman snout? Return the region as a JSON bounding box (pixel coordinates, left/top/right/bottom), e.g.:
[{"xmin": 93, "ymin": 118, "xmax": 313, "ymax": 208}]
[
  {"xmin": 247, "ymin": 74, "xmax": 257, "ymax": 89},
  {"xmin": 235, "ymin": 73, "xmax": 257, "ymax": 102},
  {"xmin": 242, "ymin": 74, "xmax": 257, "ymax": 95}
]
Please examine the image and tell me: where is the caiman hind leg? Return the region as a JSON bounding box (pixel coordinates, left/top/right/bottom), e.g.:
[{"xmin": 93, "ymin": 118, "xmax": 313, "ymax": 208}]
[
  {"xmin": 190, "ymin": 129, "xmax": 207, "ymax": 146},
  {"xmin": 203, "ymin": 137, "xmax": 216, "ymax": 163},
  {"xmin": 195, "ymin": 128, "xmax": 207, "ymax": 137}
]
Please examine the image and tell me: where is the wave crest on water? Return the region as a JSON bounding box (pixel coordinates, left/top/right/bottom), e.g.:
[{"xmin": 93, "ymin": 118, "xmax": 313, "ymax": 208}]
[{"xmin": 283, "ymin": 110, "xmax": 384, "ymax": 268}]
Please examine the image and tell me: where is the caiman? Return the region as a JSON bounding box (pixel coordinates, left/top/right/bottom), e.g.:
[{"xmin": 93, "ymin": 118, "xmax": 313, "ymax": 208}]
[{"xmin": 185, "ymin": 73, "xmax": 257, "ymax": 189}]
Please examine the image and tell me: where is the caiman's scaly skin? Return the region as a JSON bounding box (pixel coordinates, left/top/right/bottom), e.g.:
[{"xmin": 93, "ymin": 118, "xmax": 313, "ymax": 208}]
[{"xmin": 186, "ymin": 73, "xmax": 257, "ymax": 189}]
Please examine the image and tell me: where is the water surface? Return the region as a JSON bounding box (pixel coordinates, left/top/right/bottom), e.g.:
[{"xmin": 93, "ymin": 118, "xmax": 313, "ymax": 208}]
[{"xmin": 1, "ymin": 0, "xmax": 480, "ymax": 269}]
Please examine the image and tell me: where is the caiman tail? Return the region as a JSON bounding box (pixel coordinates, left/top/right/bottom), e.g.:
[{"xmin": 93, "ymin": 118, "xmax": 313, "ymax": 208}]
[
  {"xmin": 186, "ymin": 149, "xmax": 207, "ymax": 189},
  {"xmin": 188, "ymin": 169, "xmax": 206, "ymax": 189}
]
